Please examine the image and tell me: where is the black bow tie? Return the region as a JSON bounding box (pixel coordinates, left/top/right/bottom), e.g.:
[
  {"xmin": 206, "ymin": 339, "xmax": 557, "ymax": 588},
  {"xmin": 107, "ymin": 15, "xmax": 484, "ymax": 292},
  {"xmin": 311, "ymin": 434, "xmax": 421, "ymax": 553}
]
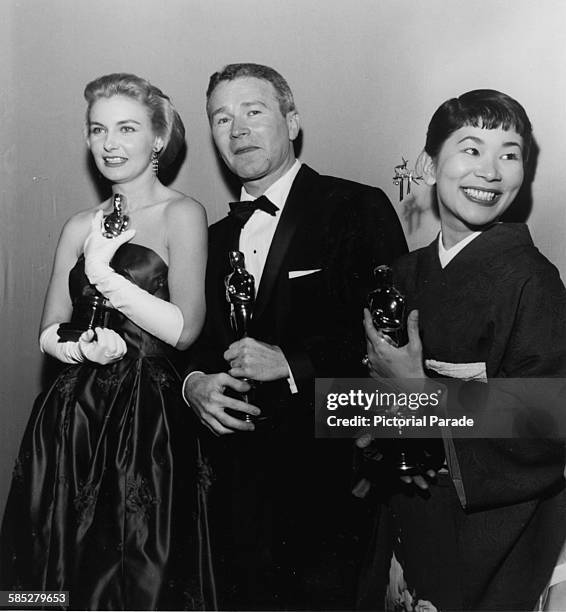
[{"xmin": 228, "ymin": 195, "xmax": 279, "ymax": 227}]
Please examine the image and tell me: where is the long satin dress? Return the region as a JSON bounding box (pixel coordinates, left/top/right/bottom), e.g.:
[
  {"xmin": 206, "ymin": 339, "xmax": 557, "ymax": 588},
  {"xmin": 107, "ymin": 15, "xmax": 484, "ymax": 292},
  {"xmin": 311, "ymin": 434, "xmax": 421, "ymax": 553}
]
[{"xmin": 0, "ymin": 244, "xmax": 216, "ymax": 610}]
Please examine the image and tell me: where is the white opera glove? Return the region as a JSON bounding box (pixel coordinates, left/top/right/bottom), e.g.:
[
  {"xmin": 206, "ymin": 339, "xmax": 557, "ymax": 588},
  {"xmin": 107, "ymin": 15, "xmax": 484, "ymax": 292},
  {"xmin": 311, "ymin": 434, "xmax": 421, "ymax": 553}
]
[
  {"xmin": 40, "ymin": 324, "xmax": 127, "ymax": 365},
  {"xmin": 83, "ymin": 210, "xmax": 136, "ymax": 283},
  {"xmin": 40, "ymin": 323, "xmax": 85, "ymax": 364},
  {"xmin": 91, "ymin": 272, "xmax": 184, "ymax": 347},
  {"xmin": 83, "ymin": 209, "xmax": 183, "ymax": 347},
  {"xmin": 78, "ymin": 327, "xmax": 128, "ymax": 364}
]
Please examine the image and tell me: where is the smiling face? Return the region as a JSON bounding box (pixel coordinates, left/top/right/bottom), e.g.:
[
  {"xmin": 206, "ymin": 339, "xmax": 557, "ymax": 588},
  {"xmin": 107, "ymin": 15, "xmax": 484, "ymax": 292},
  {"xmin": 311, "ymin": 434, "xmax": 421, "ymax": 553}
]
[
  {"xmin": 424, "ymin": 125, "xmax": 524, "ymax": 247},
  {"xmin": 87, "ymin": 95, "xmax": 163, "ymax": 185},
  {"xmin": 207, "ymin": 77, "xmax": 300, "ymax": 195}
]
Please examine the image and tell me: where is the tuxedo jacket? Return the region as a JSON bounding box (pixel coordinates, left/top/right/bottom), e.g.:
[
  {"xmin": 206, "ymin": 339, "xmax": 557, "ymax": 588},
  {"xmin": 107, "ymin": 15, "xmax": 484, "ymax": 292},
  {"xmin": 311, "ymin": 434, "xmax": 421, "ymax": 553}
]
[
  {"xmin": 190, "ymin": 163, "xmax": 407, "ymax": 403},
  {"xmin": 187, "ymin": 164, "xmax": 407, "ymax": 608}
]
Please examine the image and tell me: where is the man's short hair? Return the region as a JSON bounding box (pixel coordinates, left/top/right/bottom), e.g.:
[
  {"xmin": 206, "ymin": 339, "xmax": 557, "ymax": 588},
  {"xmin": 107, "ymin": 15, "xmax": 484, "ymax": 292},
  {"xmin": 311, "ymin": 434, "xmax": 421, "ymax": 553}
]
[{"xmin": 206, "ymin": 63, "xmax": 296, "ymax": 117}]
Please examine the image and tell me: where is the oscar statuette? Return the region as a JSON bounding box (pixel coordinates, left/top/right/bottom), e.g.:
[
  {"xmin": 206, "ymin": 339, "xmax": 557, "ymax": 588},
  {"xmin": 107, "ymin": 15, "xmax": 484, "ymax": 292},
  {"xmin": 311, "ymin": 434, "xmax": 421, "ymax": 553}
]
[
  {"xmin": 367, "ymin": 264, "xmax": 405, "ymax": 346},
  {"xmin": 365, "ymin": 265, "xmax": 420, "ymax": 475},
  {"xmin": 364, "ymin": 265, "xmax": 444, "ymax": 476},
  {"xmin": 57, "ymin": 194, "xmax": 130, "ymax": 342},
  {"xmin": 224, "ymin": 250, "xmax": 256, "ymax": 423}
]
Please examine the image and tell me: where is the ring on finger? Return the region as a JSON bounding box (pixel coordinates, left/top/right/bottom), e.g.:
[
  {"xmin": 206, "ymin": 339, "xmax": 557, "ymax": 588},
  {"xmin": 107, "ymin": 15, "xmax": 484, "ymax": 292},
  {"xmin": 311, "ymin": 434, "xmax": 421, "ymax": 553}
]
[{"xmin": 361, "ymin": 354, "xmax": 370, "ymax": 367}]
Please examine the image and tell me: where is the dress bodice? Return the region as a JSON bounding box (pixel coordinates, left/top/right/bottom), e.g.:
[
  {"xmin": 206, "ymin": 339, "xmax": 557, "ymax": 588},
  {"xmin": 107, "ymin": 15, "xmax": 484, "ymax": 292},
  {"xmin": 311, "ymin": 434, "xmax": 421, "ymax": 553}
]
[{"xmin": 68, "ymin": 243, "xmax": 172, "ymax": 358}]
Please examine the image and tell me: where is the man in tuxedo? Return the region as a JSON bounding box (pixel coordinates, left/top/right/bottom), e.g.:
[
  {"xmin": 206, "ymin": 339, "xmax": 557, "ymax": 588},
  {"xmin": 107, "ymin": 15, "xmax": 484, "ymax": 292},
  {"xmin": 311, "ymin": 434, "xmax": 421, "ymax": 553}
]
[{"xmin": 183, "ymin": 63, "xmax": 407, "ymax": 610}]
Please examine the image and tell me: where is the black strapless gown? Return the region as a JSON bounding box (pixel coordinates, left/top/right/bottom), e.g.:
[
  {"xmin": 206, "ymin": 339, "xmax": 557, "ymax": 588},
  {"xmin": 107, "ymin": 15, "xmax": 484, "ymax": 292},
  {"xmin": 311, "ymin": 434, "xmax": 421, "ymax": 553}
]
[{"xmin": 0, "ymin": 244, "xmax": 216, "ymax": 610}]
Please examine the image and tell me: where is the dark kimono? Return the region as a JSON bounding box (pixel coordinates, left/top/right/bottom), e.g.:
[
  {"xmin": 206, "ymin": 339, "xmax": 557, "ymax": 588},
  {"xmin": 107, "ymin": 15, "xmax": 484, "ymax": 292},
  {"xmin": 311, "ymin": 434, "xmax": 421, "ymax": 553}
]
[{"xmin": 360, "ymin": 224, "xmax": 566, "ymax": 611}]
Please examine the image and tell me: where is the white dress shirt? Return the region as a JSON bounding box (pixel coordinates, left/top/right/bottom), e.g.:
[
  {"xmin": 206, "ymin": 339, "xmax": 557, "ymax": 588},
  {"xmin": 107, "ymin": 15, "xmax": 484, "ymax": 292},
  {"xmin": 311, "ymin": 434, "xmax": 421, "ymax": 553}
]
[
  {"xmin": 238, "ymin": 160, "xmax": 302, "ymax": 285},
  {"xmin": 238, "ymin": 160, "xmax": 302, "ymax": 393}
]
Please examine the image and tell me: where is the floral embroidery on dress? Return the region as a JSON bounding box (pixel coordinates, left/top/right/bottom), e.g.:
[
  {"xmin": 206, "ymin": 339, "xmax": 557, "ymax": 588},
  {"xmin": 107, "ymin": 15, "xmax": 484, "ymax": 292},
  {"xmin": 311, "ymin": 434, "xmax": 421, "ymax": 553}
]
[
  {"xmin": 197, "ymin": 455, "xmax": 214, "ymax": 493},
  {"xmin": 146, "ymin": 361, "xmax": 175, "ymax": 389},
  {"xmin": 61, "ymin": 401, "xmax": 73, "ymax": 436},
  {"xmin": 74, "ymin": 481, "xmax": 99, "ymax": 525},
  {"xmin": 54, "ymin": 368, "xmax": 81, "ymax": 401},
  {"xmin": 125, "ymin": 475, "xmax": 159, "ymax": 518},
  {"xmin": 95, "ymin": 370, "xmax": 121, "ymax": 393}
]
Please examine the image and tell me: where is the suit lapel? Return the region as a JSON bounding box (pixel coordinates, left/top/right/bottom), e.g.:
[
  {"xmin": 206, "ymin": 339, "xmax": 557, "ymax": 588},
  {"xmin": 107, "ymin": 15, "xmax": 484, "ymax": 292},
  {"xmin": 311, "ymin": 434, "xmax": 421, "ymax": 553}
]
[
  {"xmin": 253, "ymin": 165, "xmax": 319, "ymax": 322},
  {"xmin": 226, "ymin": 214, "xmax": 243, "ymax": 252}
]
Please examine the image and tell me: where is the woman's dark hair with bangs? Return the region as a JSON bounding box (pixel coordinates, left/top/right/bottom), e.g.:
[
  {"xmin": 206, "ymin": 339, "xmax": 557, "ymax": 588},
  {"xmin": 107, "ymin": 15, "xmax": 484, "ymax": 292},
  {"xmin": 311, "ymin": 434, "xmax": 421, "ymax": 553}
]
[
  {"xmin": 84, "ymin": 73, "xmax": 185, "ymax": 170},
  {"xmin": 425, "ymin": 89, "xmax": 532, "ymax": 164}
]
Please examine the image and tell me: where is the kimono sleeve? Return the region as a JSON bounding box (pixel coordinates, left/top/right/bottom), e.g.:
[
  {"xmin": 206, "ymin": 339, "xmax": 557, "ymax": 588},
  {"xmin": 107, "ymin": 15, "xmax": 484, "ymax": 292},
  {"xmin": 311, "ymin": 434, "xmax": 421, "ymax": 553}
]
[{"xmin": 444, "ymin": 262, "xmax": 566, "ymax": 511}]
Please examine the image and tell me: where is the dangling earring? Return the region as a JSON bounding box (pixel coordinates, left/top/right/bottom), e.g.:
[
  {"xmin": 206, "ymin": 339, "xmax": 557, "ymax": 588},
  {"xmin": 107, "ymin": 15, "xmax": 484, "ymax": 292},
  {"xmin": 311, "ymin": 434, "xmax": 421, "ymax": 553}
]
[{"xmin": 151, "ymin": 150, "xmax": 159, "ymax": 176}]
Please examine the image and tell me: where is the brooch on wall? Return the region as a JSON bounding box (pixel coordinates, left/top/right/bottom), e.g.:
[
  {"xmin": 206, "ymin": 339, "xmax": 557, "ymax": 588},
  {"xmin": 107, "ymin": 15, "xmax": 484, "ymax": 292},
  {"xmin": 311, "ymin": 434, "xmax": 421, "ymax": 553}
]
[{"xmin": 392, "ymin": 157, "xmax": 422, "ymax": 202}]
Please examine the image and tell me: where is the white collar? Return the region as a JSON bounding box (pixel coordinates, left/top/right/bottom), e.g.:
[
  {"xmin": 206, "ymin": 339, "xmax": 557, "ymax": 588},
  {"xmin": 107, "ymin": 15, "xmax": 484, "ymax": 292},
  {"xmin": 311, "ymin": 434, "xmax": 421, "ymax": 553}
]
[
  {"xmin": 438, "ymin": 230, "xmax": 482, "ymax": 268},
  {"xmin": 240, "ymin": 160, "xmax": 302, "ymax": 210}
]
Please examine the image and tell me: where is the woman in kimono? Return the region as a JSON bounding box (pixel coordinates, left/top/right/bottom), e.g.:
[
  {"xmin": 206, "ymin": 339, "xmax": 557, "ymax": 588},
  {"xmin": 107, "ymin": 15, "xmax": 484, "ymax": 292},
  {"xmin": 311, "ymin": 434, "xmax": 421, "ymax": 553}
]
[
  {"xmin": 362, "ymin": 89, "xmax": 566, "ymax": 611},
  {"xmin": 0, "ymin": 73, "xmax": 214, "ymax": 610}
]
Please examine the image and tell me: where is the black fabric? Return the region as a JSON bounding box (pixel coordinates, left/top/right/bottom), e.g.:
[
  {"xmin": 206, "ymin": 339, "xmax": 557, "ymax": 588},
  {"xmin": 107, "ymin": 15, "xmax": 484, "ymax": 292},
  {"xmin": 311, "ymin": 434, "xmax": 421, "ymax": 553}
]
[
  {"xmin": 228, "ymin": 195, "xmax": 279, "ymax": 227},
  {"xmin": 359, "ymin": 224, "xmax": 566, "ymax": 611},
  {"xmin": 0, "ymin": 244, "xmax": 216, "ymax": 611},
  {"xmin": 186, "ymin": 164, "xmax": 408, "ymax": 610}
]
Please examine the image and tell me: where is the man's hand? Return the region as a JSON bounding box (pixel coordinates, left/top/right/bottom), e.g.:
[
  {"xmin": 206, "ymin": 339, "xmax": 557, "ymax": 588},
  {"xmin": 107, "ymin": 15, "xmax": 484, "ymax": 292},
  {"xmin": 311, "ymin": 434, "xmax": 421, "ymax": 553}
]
[
  {"xmin": 224, "ymin": 337, "xmax": 289, "ymax": 381},
  {"xmin": 183, "ymin": 372, "xmax": 260, "ymax": 435}
]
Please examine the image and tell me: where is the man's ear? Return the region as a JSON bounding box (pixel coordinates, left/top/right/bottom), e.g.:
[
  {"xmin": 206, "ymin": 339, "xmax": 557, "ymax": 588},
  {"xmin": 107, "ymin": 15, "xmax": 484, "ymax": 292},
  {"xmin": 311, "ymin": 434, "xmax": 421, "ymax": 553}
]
[
  {"xmin": 418, "ymin": 150, "xmax": 437, "ymax": 186},
  {"xmin": 286, "ymin": 111, "xmax": 300, "ymax": 141}
]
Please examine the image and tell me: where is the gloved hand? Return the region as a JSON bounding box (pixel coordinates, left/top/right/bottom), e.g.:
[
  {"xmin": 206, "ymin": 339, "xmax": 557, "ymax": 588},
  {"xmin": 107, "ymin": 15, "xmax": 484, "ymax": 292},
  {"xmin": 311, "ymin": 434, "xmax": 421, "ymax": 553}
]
[
  {"xmin": 82, "ymin": 211, "xmax": 183, "ymax": 347},
  {"xmin": 78, "ymin": 327, "xmax": 128, "ymax": 364},
  {"xmin": 41, "ymin": 323, "xmax": 127, "ymax": 365},
  {"xmin": 84, "ymin": 210, "xmax": 136, "ymax": 285}
]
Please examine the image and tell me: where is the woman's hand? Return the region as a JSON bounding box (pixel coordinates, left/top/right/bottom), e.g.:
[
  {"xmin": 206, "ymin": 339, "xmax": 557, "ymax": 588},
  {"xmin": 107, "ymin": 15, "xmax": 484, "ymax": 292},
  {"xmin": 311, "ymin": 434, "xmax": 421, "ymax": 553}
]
[
  {"xmin": 83, "ymin": 210, "xmax": 136, "ymax": 284},
  {"xmin": 78, "ymin": 327, "xmax": 127, "ymax": 364},
  {"xmin": 363, "ymin": 308, "xmax": 426, "ymax": 381}
]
